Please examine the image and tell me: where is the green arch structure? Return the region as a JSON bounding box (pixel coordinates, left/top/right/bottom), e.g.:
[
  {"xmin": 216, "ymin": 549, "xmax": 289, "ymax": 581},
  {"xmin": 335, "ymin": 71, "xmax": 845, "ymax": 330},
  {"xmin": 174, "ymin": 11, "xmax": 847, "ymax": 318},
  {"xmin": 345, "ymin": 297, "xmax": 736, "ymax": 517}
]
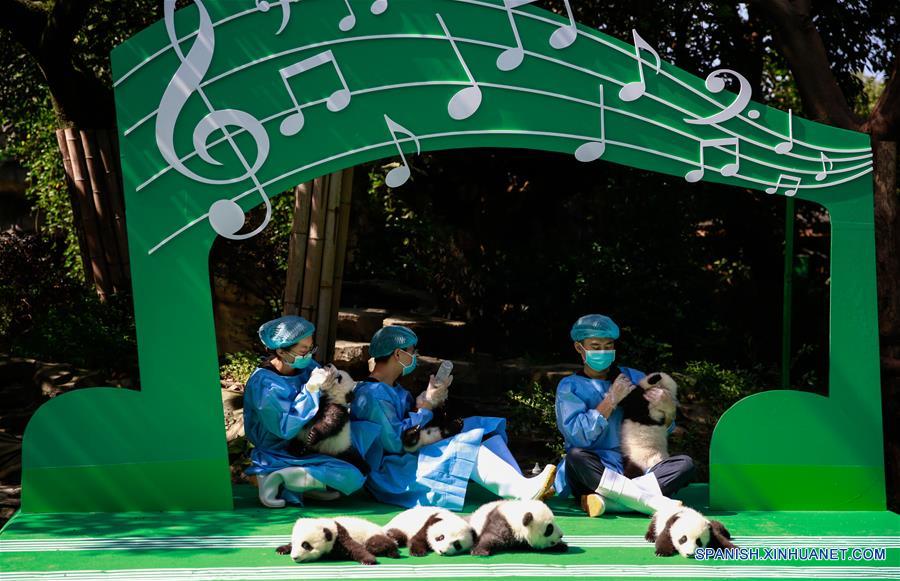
[{"xmin": 21, "ymin": 0, "xmax": 884, "ymax": 513}]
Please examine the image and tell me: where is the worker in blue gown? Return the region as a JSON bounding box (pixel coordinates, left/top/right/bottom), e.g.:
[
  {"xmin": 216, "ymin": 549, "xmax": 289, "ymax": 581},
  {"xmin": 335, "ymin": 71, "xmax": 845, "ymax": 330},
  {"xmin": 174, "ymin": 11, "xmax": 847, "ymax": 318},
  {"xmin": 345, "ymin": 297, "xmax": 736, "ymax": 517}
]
[
  {"xmin": 243, "ymin": 315, "xmax": 368, "ymax": 507},
  {"xmin": 350, "ymin": 325, "xmax": 557, "ymax": 511},
  {"xmin": 555, "ymin": 314, "xmax": 695, "ymax": 517}
]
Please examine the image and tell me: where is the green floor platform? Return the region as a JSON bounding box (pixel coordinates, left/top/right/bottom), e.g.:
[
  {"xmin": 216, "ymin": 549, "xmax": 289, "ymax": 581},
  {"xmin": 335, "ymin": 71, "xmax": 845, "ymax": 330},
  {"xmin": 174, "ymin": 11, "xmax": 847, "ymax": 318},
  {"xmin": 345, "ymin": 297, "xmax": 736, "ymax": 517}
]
[{"xmin": 1, "ymin": 484, "xmax": 898, "ymax": 580}]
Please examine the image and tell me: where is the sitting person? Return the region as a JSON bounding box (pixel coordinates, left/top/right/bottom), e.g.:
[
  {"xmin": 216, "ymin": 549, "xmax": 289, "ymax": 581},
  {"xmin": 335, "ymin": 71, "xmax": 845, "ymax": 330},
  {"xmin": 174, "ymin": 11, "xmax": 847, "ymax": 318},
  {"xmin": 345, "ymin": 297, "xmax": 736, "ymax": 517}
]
[
  {"xmin": 350, "ymin": 325, "xmax": 556, "ymax": 511},
  {"xmin": 243, "ymin": 315, "xmax": 366, "ymax": 507},
  {"xmin": 555, "ymin": 314, "xmax": 695, "ymax": 517}
]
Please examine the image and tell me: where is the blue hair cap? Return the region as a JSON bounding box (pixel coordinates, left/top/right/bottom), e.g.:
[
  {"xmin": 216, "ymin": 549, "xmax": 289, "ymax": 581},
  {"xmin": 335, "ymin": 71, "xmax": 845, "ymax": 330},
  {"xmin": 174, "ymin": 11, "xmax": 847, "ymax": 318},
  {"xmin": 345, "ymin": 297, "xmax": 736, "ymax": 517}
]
[
  {"xmin": 369, "ymin": 325, "xmax": 418, "ymax": 358},
  {"xmin": 258, "ymin": 315, "xmax": 315, "ymax": 349},
  {"xmin": 570, "ymin": 314, "xmax": 620, "ymax": 341}
]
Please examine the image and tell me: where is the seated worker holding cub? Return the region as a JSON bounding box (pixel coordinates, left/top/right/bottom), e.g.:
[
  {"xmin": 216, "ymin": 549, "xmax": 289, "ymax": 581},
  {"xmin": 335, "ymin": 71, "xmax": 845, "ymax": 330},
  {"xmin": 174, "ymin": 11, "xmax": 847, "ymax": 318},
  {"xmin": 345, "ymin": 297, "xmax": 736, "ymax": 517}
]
[
  {"xmin": 555, "ymin": 314, "xmax": 695, "ymax": 517},
  {"xmin": 243, "ymin": 315, "xmax": 367, "ymax": 507},
  {"xmin": 350, "ymin": 325, "xmax": 556, "ymax": 511}
]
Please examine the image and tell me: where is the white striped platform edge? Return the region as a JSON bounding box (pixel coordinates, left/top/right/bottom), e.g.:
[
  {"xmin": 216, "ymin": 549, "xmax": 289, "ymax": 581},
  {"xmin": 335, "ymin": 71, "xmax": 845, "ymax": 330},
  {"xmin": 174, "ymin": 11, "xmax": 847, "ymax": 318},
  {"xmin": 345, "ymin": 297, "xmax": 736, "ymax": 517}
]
[
  {"xmin": 1, "ymin": 564, "xmax": 898, "ymax": 580},
  {"xmin": 1, "ymin": 534, "xmax": 898, "ymax": 552}
]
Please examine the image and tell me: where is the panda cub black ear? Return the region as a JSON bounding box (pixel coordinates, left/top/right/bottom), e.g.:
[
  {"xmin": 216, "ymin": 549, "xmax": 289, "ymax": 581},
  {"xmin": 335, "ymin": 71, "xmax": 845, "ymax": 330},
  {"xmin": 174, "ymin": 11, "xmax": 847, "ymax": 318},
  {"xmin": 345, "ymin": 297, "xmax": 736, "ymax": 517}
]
[
  {"xmin": 522, "ymin": 512, "xmax": 534, "ymax": 526},
  {"xmin": 647, "ymin": 373, "xmax": 662, "ymax": 385},
  {"xmin": 324, "ymin": 528, "xmax": 334, "ymax": 542}
]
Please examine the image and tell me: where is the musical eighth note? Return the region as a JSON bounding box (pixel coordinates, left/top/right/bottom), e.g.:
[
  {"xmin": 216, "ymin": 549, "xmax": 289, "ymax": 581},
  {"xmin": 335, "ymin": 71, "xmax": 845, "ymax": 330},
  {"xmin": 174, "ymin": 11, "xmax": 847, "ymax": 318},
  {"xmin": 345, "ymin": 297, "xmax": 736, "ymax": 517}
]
[
  {"xmin": 370, "ymin": 0, "xmax": 388, "ymax": 15},
  {"xmin": 278, "ymin": 50, "xmax": 351, "ymax": 137},
  {"xmin": 255, "ymin": 0, "xmax": 291, "ymax": 35},
  {"xmin": 815, "ymin": 152, "xmax": 833, "ymax": 182},
  {"xmin": 383, "ymin": 114, "xmax": 420, "ymax": 188},
  {"xmin": 575, "ymin": 85, "xmax": 606, "ymax": 162},
  {"xmin": 496, "ymin": 0, "xmax": 538, "ymax": 72},
  {"xmin": 774, "ymin": 109, "xmax": 794, "ymax": 154},
  {"xmin": 618, "ymin": 29, "xmax": 661, "ymax": 102},
  {"xmin": 765, "ymin": 174, "xmax": 801, "ymax": 197},
  {"xmin": 684, "ymin": 137, "xmax": 740, "ymax": 183},
  {"xmin": 339, "ymin": 0, "xmax": 356, "ymax": 31},
  {"xmin": 549, "ymin": 0, "xmax": 578, "ymax": 50},
  {"xmin": 436, "ymin": 13, "xmax": 483, "ymax": 120},
  {"xmin": 684, "ymin": 69, "xmax": 752, "ymax": 126}
]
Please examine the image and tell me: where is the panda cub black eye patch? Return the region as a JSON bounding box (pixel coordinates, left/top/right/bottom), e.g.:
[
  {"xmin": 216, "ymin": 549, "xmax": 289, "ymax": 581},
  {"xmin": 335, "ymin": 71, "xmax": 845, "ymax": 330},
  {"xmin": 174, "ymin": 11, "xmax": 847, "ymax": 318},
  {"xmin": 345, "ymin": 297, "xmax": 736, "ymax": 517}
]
[
  {"xmin": 301, "ymin": 541, "xmax": 313, "ymax": 551},
  {"xmin": 678, "ymin": 535, "xmax": 688, "ymax": 544},
  {"xmin": 697, "ymin": 539, "xmax": 703, "ymax": 547},
  {"xmin": 435, "ymin": 535, "xmax": 445, "ymax": 541},
  {"xmin": 544, "ymin": 524, "xmax": 554, "ymax": 536}
]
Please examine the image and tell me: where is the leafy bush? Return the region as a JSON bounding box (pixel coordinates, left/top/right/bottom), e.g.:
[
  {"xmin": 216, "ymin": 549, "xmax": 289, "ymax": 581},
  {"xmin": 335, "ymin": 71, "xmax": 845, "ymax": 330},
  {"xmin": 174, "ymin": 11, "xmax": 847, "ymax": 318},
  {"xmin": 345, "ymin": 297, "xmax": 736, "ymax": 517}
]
[
  {"xmin": 677, "ymin": 360, "xmax": 762, "ymax": 413},
  {"xmin": 505, "ymin": 381, "xmax": 564, "ymax": 458},
  {"xmin": 220, "ymin": 351, "xmax": 260, "ymax": 385}
]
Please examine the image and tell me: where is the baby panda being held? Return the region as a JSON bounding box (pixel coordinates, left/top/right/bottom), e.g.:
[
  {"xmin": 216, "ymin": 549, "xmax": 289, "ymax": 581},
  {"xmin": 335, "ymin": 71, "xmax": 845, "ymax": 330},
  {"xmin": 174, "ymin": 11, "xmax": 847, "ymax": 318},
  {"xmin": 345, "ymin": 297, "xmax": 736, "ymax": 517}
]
[
  {"xmin": 401, "ymin": 408, "xmax": 464, "ymax": 453},
  {"xmin": 384, "ymin": 506, "xmax": 475, "ymax": 556},
  {"xmin": 276, "ymin": 516, "xmax": 399, "ymax": 565},
  {"xmin": 288, "ymin": 365, "xmax": 356, "ymax": 458},
  {"xmin": 646, "ymin": 506, "xmax": 735, "ymax": 558},
  {"xmin": 618, "ymin": 370, "xmax": 679, "ymax": 478},
  {"xmin": 468, "ymin": 500, "xmax": 567, "ymax": 556}
]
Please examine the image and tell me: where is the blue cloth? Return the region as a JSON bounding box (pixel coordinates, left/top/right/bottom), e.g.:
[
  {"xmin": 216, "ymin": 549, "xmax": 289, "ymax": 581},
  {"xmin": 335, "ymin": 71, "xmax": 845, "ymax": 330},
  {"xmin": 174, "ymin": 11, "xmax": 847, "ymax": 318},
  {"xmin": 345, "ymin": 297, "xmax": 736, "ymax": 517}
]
[
  {"xmin": 242, "ymin": 359, "xmax": 366, "ymax": 504},
  {"xmin": 350, "ymin": 378, "xmax": 508, "ymax": 511},
  {"xmin": 570, "ymin": 314, "xmax": 620, "ymax": 341},
  {"xmin": 554, "ymin": 366, "xmax": 646, "ymax": 497},
  {"xmin": 258, "ymin": 315, "xmax": 315, "ymax": 349},
  {"xmin": 369, "ymin": 325, "xmax": 418, "ymax": 358}
]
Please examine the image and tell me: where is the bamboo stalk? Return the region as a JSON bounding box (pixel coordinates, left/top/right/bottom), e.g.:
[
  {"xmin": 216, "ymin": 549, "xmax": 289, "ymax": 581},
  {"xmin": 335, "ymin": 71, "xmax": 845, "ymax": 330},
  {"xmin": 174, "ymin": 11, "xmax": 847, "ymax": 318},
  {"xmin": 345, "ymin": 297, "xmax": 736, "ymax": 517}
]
[
  {"xmin": 55, "ymin": 129, "xmax": 91, "ymax": 282},
  {"xmin": 316, "ymin": 171, "xmax": 343, "ymax": 362},
  {"xmin": 80, "ymin": 130, "xmax": 123, "ymax": 290},
  {"xmin": 95, "ymin": 130, "xmax": 130, "ymax": 280},
  {"xmin": 328, "ymin": 167, "xmax": 355, "ymax": 355},
  {"xmin": 300, "ymin": 176, "xmax": 327, "ymax": 323},
  {"xmin": 283, "ymin": 181, "xmax": 313, "ymax": 315}
]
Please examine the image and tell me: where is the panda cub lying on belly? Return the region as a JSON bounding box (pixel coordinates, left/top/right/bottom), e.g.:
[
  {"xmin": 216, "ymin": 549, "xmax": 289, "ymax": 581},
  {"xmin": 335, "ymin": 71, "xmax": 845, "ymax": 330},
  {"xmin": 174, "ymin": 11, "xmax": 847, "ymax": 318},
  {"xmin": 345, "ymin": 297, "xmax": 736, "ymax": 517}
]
[
  {"xmin": 276, "ymin": 516, "xmax": 400, "ymax": 565},
  {"xmin": 617, "ymin": 370, "xmax": 679, "ymax": 478},
  {"xmin": 384, "ymin": 506, "xmax": 475, "ymax": 556},
  {"xmin": 467, "ymin": 500, "xmax": 567, "ymax": 556}
]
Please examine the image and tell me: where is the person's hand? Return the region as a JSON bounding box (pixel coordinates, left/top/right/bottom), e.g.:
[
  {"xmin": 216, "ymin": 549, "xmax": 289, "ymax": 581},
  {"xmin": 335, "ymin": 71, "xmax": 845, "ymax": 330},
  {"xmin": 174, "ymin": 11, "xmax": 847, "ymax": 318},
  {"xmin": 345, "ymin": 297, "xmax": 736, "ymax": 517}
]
[
  {"xmin": 416, "ymin": 390, "xmax": 434, "ymax": 410},
  {"xmin": 606, "ymin": 373, "xmax": 636, "ymax": 407},
  {"xmin": 424, "ymin": 374, "xmax": 451, "ymax": 407}
]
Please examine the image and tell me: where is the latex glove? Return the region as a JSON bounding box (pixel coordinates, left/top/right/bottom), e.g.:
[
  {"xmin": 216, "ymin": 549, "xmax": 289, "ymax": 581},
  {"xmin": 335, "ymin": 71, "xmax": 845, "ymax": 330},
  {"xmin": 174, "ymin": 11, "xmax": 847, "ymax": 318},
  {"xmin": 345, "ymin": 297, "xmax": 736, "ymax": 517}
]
[
  {"xmin": 606, "ymin": 373, "xmax": 636, "ymax": 406},
  {"xmin": 417, "ymin": 374, "xmax": 451, "ymax": 409},
  {"xmin": 306, "ymin": 365, "xmax": 336, "ymax": 394}
]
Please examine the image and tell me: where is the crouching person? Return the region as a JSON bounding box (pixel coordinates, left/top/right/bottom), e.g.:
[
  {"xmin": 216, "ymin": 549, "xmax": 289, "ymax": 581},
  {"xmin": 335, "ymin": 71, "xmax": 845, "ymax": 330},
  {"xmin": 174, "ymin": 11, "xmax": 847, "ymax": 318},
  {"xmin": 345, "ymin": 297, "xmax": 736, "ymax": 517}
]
[
  {"xmin": 243, "ymin": 315, "xmax": 366, "ymax": 507},
  {"xmin": 555, "ymin": 314, "xmax": 695, "ymax": 517}
]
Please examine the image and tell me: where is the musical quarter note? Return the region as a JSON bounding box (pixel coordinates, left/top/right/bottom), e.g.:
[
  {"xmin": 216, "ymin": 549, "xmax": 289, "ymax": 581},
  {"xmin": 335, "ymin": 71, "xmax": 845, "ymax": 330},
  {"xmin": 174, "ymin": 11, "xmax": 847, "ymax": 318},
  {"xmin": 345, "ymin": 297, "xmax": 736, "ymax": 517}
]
[
  {"xmin": 436, "ymin": 13, "xmax": 483, "ymax": 120},
  {"xmin": 370, "ymin": 0, "xmax": 388, "ymax": 15},
  {"xmin": 766, "ymin": 174, "xmax": 801, "ymax": 196},
  {"xmin": 815, "ymin": 152, "xmax": 833, "ymax": 182},
  {"xmin": 684, "ymin": 137, "xmax": 740, "ymax": 183},
  {"xmin": 339, "ymin": 0, "xmax": 356, "ymax": 31},
  {"xmin": 619, "ymin": 30, "xmax": 661, "ymax": 102},
  {"xmin": 383, "ymin": 114, "xmax": 421, "ymax": 188},
  {"xmin": 575, "ymin": 85, "xmax": 606, "ymax": 162},
  {"xmin": 278, "ymin": 50, "xmax": 351, "ymax": 137},
  {"xmin": 684, "ymin": 69, "xmax": 752, "ymax": 125},
  {"xmin": 496, "ymin": 0, "xmax": 538, "ymax": 72},
  {"xmin": 254, "ymin": 0, "xmax": 290, "ymax": 35},
  {"xmin": 549, "ymin": 0, "xmax": 578, "ymax": 49},
  {"xmin": 774, "ymin": 109, "xmax": 794, "ymax": 154}
]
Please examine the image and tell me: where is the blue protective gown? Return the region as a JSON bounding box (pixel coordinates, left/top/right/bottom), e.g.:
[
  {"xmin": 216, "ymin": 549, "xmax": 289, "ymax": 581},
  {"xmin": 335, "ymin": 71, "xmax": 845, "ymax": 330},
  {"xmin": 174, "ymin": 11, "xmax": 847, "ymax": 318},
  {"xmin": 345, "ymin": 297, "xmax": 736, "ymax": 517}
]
[
  {"xmin": 350, "ymin": 378, "xmax": 509, "ymax": 511},
  {"xmin": 555, "ymin": 366, "xmax": 674, "ymax": 497},
  {"xmin": 243, "ymin": 359, "xmax": 368, "ymax": 504}
]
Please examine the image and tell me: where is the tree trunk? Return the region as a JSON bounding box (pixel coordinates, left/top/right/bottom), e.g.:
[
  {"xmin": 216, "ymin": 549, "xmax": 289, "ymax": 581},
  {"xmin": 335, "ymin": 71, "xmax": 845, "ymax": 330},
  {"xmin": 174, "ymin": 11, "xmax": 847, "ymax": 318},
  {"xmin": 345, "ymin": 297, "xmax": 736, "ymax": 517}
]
[{"xmin": 54, "ymin": 128, "xmax": 130, "ymax": 299}]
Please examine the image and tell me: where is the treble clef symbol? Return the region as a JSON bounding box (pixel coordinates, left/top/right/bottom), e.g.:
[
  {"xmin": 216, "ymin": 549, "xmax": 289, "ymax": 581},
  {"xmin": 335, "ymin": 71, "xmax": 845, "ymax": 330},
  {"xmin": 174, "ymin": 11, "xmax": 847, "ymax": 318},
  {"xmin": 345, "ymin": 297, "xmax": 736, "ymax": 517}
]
[{"xmin": 155, "ymin": 0, "xmax": 272, "ymax": 241}]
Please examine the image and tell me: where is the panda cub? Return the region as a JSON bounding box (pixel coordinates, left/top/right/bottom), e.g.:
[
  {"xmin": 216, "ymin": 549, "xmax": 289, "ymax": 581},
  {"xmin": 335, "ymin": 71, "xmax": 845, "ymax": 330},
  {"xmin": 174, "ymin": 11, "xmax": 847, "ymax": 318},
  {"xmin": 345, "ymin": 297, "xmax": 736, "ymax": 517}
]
[
  {"xmin": 384, "ymin": 506, "xmax": 475, "ymax": 556},
  {"xmin": 288, "ymin": 365, "xmax": 356, "ymax": 457},
  {"xmin": 467, "ymin": 500, "xmax": 567, "ymax": 556},
  {"xmin": 618, "ymin": 371, "xmax": 679, "ymax": 478},
  {"xmin": 401, "ymin": 409, "xmax": 464, "ymax": 453},
  {"xmin": 646, "ymin": 506, "xmax": 735, "ymax": 557},
  {"xmin": 276, "ymin": 516, "xmax": 400, "ymax": 565}
]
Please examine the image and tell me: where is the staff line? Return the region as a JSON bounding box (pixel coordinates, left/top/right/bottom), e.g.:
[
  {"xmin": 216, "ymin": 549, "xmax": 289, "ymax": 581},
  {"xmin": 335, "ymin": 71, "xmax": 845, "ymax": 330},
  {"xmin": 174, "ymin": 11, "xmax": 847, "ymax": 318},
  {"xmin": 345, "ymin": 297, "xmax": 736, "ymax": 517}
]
[
  {"xmin": 147, "ymin": 127, "xmax": 873, "ymax": 255},
  {"xmin": 134, "ymin": 77, "xmax": 870, "ymax": 193}
]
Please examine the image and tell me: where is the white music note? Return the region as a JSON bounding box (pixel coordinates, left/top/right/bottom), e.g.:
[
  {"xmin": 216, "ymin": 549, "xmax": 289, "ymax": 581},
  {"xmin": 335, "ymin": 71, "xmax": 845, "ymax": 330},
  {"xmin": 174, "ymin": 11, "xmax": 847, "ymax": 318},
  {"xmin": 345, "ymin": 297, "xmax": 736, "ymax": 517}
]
[
  {"xmin": 774, "ymin": 109, "xmax": 794, "ymax": 154},
  {"xmin": 549, "ymin": 0, "xmax": 577, "ymax": 49},
  {"xmin": 278, "ymin": 50, "xmax": 351, "ymax": 137},
  {"xmin": 815, "ymin": 152, "xmax": 833, "ymax": 182},
  {"xmin": 684, "ymin": 69, "xmax": 752, "ymax": 125},
  {"xmin": 575, "ymin": 85, "xmax": 606, "ymax": 162},
  {"xmin": 339, "ymin": 0, "xmax": 356, "ymax": 31},
  {"xmin": 765, "ymin": 174, "xmax": 801, "ymax": 196},
  {"xmin": 685, "ymin": 137, "xmax": 740, "ymax": 183},
  {"xmin": 255, "ymin": 0, "xmax": 290, "ymax": 35},
  {"xmin": 496, "ymin": 0, "xmax": 538, "ymax": 72},
  {"xmin": 370, "ymin": 0, "xmax": 388, "ymax": 15},
  {"xmin": 383, "ymin": 114, "xmax": 420, "ymax": 188},
  {"xmin": 436, "ymin": 13, "xmax": 483, "ymax": 120},
  {"xmin": 619, "ymin": 30, "xmax": 661, "ymax": 102},
  {"xmin": 156, "ymin": 0, "xmax": 272, "ymax": 244}
]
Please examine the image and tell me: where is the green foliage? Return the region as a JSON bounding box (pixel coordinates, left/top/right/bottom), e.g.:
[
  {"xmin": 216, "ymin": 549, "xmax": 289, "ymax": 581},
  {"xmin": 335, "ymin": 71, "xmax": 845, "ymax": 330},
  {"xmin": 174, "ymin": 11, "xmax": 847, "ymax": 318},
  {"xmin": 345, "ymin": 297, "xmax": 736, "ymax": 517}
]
[
  {"xmin": 505, "ymin": 381, "xmax": 564, "ymax": 458},
  {"xmin": 677, "ymin": 360, "xmax": 762, "ymax": 414},
  {"xmin": 220, "ymin": 351, "xmax": 260, "ymax": 385}
]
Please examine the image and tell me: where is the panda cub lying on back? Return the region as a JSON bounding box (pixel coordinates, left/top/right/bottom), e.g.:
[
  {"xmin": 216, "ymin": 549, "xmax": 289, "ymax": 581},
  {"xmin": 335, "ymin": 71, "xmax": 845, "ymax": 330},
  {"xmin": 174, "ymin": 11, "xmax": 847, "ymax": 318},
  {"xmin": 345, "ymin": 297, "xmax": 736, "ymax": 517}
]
[
  {"xmin": 617, "ymin": 370, "xmax": 679, "ymax": 478},
  {"xmin": 467, "ymin": 500, "xmax": 567, "ymax": 556},
  {"xmin": 384, "ymin": 506, "xmax": 475, "ymax": 556},
  {"xmin": 288, "ymin": 365, "xmax": 356, "ymax": 458},
  {"xmin": 276, "ymin": 516, "xmax": 400, "ymax": 565},
  {"xmin": 401, "ymin": 409, "xmax": 465, "ymax": 453}
]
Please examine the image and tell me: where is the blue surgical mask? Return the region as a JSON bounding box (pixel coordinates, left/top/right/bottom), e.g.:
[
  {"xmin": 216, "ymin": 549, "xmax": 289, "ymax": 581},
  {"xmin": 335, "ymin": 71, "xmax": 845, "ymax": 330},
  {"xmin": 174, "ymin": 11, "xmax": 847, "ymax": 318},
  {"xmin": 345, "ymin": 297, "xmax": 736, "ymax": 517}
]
[
  {"xmin": 399, "ymin": 350, "xmax": 418, "ymax": 376},
  {"xmin": 582, "ymin": 348, "xmax": 615, "ymax": 372},
  {"xmin": 285, "ymin": 351, "xmax": 313, "ymax": 369}
]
